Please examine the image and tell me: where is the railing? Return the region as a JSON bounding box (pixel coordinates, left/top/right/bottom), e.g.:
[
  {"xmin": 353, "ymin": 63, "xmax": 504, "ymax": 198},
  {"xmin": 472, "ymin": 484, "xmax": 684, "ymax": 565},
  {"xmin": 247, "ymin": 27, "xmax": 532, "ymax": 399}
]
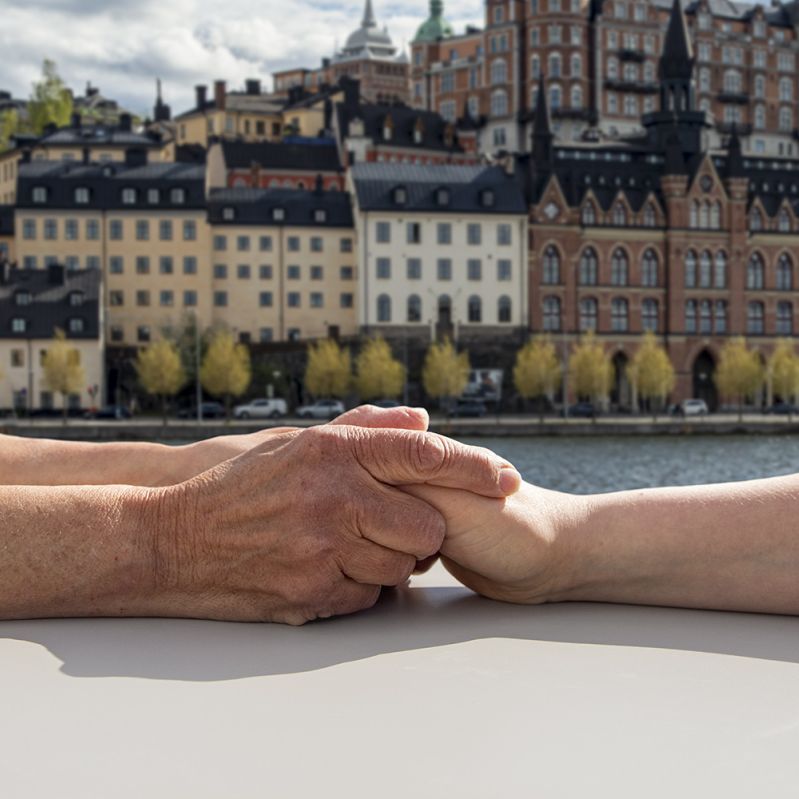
[{"xmin": 604, "ymin": 79, "xmax": 658, "ymax": 94}]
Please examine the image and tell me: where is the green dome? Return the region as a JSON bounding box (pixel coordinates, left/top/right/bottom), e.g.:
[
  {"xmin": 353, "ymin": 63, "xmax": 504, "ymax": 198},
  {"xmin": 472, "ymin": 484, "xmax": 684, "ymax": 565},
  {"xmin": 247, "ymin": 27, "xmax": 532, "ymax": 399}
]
[{"xmin": 413, "ymin": 0, "xmax": 453, "ymax": 43}]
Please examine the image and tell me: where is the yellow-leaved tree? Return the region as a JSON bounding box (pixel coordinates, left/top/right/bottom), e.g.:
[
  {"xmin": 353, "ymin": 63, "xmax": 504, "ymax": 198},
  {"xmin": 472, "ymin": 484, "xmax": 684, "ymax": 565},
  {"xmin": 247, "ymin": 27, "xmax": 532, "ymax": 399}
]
[
  {"xmin": 513, "ymin": 336, "xmax": 561, "ymax": 422},
  {"xmin": 627, "ymin": 330, "xmax": 676, "ymax": 420},
  {"xmin": 355, "ymin": 336, "xmax": 405, "ymax": 401},
  {"xmin": 714, "ymin": 337, "xmax": 764, "ymax": 421},
  {"xmin": 768, "ymin": 339, "xmax": 799, "ymax": 419},
  {"xmin": 569, "ymin": 331, "xmax": 612, "ymax": 416},
  {"xmin": 200, "ymin": 329, "xmax": 252, "ymax": 420},
  {"xmin": 422, "ymin": 338, "xmax": 470, "ymax": 410},
  {"xmin": 305, "ymin": 339, "xmax": 352, "ymax": 398},
  {"xmin": 135, "ymin": 339, "xmax": 186, "ymax": 426},
  {"xmin": 42, "ymin": 328, "xmax": 86, "ymax": 425}
]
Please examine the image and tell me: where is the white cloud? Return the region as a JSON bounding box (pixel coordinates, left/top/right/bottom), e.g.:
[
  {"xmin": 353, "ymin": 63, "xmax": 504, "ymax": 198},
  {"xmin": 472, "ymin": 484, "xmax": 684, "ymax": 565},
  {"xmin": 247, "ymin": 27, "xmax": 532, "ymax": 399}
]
[{"xmin": 0, "ymin": 0, "xmax": 483, "ymax": 118}]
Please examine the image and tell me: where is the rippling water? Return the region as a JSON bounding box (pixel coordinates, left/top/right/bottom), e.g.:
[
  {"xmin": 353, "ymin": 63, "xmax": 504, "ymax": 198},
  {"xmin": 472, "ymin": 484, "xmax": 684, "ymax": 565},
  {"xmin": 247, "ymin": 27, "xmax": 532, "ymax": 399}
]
[{"xmin": 460, "ymin": 435, "xmax": 799, "ymax": 494}]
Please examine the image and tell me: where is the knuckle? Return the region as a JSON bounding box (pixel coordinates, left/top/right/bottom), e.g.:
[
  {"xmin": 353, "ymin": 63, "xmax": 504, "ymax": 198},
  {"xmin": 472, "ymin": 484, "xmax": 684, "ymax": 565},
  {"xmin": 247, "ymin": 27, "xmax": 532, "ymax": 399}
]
[{"xmin": 409, "ymin": 433, "xmax": 450, "ymax": 477}]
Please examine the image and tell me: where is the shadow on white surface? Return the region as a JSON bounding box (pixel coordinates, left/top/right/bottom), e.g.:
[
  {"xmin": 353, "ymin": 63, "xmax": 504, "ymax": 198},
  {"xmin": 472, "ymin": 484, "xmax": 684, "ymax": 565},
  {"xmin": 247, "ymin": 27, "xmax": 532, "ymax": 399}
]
[{"xmin": 1, "ymin": 585, "xmax": 799, "ymax": 681}]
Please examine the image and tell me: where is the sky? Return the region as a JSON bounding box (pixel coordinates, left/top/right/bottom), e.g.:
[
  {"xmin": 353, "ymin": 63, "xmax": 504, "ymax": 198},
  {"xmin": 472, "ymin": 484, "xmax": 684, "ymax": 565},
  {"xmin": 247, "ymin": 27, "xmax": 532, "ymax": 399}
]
[{"xmin": 0, "ymin": 0, "xmax": 483, "ymax": 119}]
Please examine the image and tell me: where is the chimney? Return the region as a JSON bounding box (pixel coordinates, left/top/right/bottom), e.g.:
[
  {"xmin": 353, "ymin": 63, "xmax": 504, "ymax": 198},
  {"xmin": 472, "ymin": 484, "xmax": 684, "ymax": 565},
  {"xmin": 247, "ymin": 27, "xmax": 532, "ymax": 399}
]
[
  {"xmin": 70, "ymin": 111, "xmax": 81, "ymax": 129},
  {"xmin": 195, "ymin": 84, "xmax": 208, "ymax": 110},
  {"xmin": 119, "ymin": 113, "xmax": 132, "ymax": 132},
  {"xmin": 124, "ymin": 148, "xmax": 147, "ymax": 168},
  {"xmin": 48, "ymin": 263, "xmax": 65, "ymax": 286},
  {"xmin": 214, "ymin": 80, "xmax": 227, "ymax": 111},
  {"xmin": 245, "ymin": 79, "xmax": 261, "ymax": 96}
]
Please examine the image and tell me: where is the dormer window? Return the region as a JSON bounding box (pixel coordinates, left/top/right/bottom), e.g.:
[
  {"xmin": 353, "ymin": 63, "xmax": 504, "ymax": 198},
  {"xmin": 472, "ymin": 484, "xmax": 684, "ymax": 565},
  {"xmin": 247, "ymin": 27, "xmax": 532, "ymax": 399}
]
[
  {"xmin": 122, "ymin": 187, "xmax": 137, "ymax": 205},
  {"xmin": 68, "ymin": 318, "xmax": 85, "ymax": 334},
  {"xmin": 314, "ymin": 209, "xmax": 327, "ymax": 223},
  {"xmin": 750, "ymin": 208, "xmax": 763, "ymax": 231},
  {"xmin": 222, "ymin": 207, "xmax": 236, "ymax": 221},
  {"xmin": 436, "ymin": 188, "xmax": 450, "ymax": 206},
  {"xmin": 32, "ymin": 187, "xmax": 48, "ymax": 204},
  {"xmin": 69, "ymin": 291, "xmax": 84, "ymax": 307},
  {"xmin": 11, "ymin": 318, "xmax": 27, "ymax": 333},
  {"xmin": 15, "ymin": 291, "xmax": 32, "ymax": 306},
  {"xmin": 393, "ymin": 186, "xmax": 407, "ymax": 205},
  {"xmin": 481, "ymin": 189, "xmax": 495, "ymax": 208},
  {"xmin": 273, "ymin": 208, "xmax": 285, "ymax": 221},
  {"xmin": 74, "ymin": 187, "xmax": 90, "ymax": 204},
  {"xmin": 147, "ymin": 189, "xmax": 160, "ymax": 204},
  {"xmin": 171, "ymin": 188, "xmax": 186, "ymax": 204},
  {"xmin": 413, "ymin": 119, "xmax": 424, "ymax": 144},
  {"xmin": 383, "ymin": 115, "xmax": 394, "ymax": 141}
]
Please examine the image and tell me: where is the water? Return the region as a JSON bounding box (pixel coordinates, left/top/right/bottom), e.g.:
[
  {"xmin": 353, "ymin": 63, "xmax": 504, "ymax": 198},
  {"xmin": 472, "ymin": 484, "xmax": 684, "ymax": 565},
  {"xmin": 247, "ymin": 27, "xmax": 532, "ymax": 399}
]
[{"xmin": 461, "ymin": 435, "xmax": 799, "ymax": 494}]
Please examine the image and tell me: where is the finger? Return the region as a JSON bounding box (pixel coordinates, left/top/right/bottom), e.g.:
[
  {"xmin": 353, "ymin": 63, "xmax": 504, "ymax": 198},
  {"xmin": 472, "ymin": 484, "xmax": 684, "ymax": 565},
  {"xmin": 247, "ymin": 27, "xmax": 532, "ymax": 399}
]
[
  {"xmin": 353, "ymin": 482, "xmax": 446, "ymax": 559},
  {"xmin": 331, "ymin": 405, "xmax": 429, "ymax": 431},
  {"xmin": 347, "ymin": 427, "xmax": 521, "ymax": 498},
  {"xmin": 339, "ymin": 539, "xmax": 417, "ymax": 586},
  {"xmin": 316, "ymin": 580, "xmax": 382, "ymax": 620}
]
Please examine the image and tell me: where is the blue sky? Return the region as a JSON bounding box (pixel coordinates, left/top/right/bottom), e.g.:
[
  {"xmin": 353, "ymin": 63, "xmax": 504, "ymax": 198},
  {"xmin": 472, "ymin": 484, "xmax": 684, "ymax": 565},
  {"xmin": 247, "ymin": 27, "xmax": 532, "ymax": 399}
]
[{"xmin": 1, "ymin": 0, "xmax": 483, "ymax": 118}]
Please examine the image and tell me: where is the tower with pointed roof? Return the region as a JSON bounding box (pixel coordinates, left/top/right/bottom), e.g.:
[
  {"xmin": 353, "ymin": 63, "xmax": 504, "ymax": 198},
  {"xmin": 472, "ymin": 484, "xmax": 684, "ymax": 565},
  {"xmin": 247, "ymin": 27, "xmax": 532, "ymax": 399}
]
[
  {"xmin": 531, "ymin": 75, "xmax": 553, "ymax": 170},
  {"xmin": 413, "ymin": 0, "xmax": 454, "ymax": 43}
]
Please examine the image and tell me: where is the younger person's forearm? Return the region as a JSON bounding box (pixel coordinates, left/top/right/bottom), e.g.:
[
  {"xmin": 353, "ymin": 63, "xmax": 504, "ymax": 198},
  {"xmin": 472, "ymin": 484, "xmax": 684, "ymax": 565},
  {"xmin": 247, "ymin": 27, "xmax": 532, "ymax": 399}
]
[{"xmin": 562, "ymin": 475, "xmax": 799, "ymax": 614}]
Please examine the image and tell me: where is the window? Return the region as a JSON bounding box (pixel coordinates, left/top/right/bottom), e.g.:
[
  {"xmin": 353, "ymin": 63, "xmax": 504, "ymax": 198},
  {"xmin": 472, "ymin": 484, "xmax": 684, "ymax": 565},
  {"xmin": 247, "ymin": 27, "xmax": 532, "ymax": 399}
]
[
  {"xmin": 490, "ymin": 89, "xmax": 508, "ymax": 117},
  {"xmin": 468, "ymin": 295, "xmax": 483, "ymax": 324},
  {"xmin": 467, "ymin": 259, "xmax": 482, "ymax": 281},
  {"xmin": 685, "ymin": 300, "xmax": 697, "ymax": 333},
  {"xmin": 407, "ymin": 294, "xmax": 422, "ymax": 322},
  {"xmin": 340, "ymin": 266, "xmax": 354, "ymax": 280},
  {"xmin": 641, "ymin": 249, "xmax": 658, "ymax": 287},
  {"xmin": 213, "ymin": 235, "xmax": 227, "ymax": 251},
  {"xmin": 109, "ymin": 256, "xmax": 124, "ymax": 274},
  {"xmin": 407, "ymin": 258, "xmax": 422, "ymax": 280},
  {"xmin": 710, "ymin": 202, "xmax": 721, "ymax": 230},
  {"xmin": 467, "ymin": 223, "xmax": 482, "ymax": 245},
  {"xmin": 372, "ymin": 257, "xmax": 390, "ymax": 280},
  {"xmin": 714, "ymin": 252, "xmax": 727, "ymax": 289},
  {"xmin": 340, "ymin": 293, "xmax": 354, "ymax": 309},
  {"xmin": 184, "ymin": 290, "xmax": 197, "ymax": 307},
  {"xmin": 779, "ymin": 77, "xmax": 793, "ymax": 103},
  {"xmin": 272, "ymin": 208, "xmax": 285, "ymax": 221},
  {"xmin": 498, "ymin": 296, "xmax": 512, "ymax": 323},
  {"xmin": 160, "ymin": 290, "xmax": 174, "ymax": 307},
  {"xmin": 235, "ymin": 235, "xmax": 250, "ymax": 252},
  {"xmin": 491, "ymin": 59, "xmax": 507, "ymax": 85},
  {"xmin": 699, "ymin": 251, "xmax": 712, "ymax": 288},
  {"xmin": 259, "ymin": 235, "xmax": 273, "ymax": 252},
  {"xmin": 715, "ymin": 301, "xmax": 727, "ymax": 334},
  {"xmin": 611, "ymin": 249, "xmax": 628, "ymax": 286},
  {"xmin": 310, "ymin": 236, "xmax": 323, "ymax": 252},
  {"xmin": 137, "ymin": 326, "xmax": 151, "ymax": 343},
  {"xmin": 777, "ymin": 301, "xmax": 793, "ymax": 335},
  {"xmin": 147, "ymin": 189, "xmax": 160, "ymax": 205},
  {"xmin": 65, "ymin": 219, "xmax": 78, "ymax": 240},
  {"xmin": 778, "ymin": 209, "xmax": 791, "ymax": 233},
  {"xmin": 214, "ymin": 264, "xmax": 228, "ymax": 279},
  {"xmin": 310, "ymin": 292, "xmax": 324, "ymax": 308},
  {"xmin": 699, "ymin": 300, "xmax": 712, "ymax": 334},
  {"xmin": 214, "ymin": 291, "xmax": 228, "ymax": 308},
  {"xmin": 777, "ymin": 254, "xmax": 793, "ymax": 291},
  {"xmin": 611, "ymin": 298, "xmax": 628, "ymax": 332},
  {"xmin": 579, "ymin": 248, "xmax": 598, "ymax": 285},
  {"xmin": 376, "ymin": 221, "xmax": 391, "ymax": 243},
  {"xmin": 183, "ymin": 256, "xmax": 197, "ymax": 275},
  {"xmin": 287, "ymin": 265, "xmax": 300, "ymax": 280},
  {"xmin": 780, "ymin": 108, "xmax": 793, "ymax": 133},
  {"xmin": 407, "ymin": 223, "xmax": 422, "ymax": 244},
  {"xmin": 612, "ymin": 203, "xmax": 626, "ymax": 226},
  {"xmin": 136, "ymin": 290, "xmax": 150, "ymax": 307},
  {"xmin": 579, "ymin": 298, "xmax": 597, "ymax": 331},
  {"xmin": 437, "ymin": 223, "xmax": 452, "ymax": 245},
  {"xmin": 581, "ymin": 203, "xmax": 596, "ymax": 226},
  {"xmin": 135, "ymin": 220, "xmax": 149, "ymax": 241},
  {"xmin": 543, "ymin": 296, "xmax": 561, "ymax": 331},
  {"xmin": 286, "ymin": 292, "xmax": 300, "ymax": 308},
  {"xmin": 238, "ymin": 264, "xmax": 252, "ymax": 279},
  {"xmin": 642, "ymin": 298, "xmax": 658, "ymax": 332},
  {"xmin": 259, "ymin": 327, "xmax": 273, "ymax": 343},
  {"xmin": 287, "ymin": 236, "xmax": 300, "ymax": 252},
  {"xmin": 377, "ymin": 294, "xmax": 392, "ymax": 323},
  {"xmin": 497, "ymin": 224, "xmax": 512, "ymax": 246},
  {"xmin": 122, "ymin": 188, "xmax": 136, "ymax": 205},
  {"xmin": 22, "ymin": 219, "xmax": 36, "ymax": 240},
  {"xmin": 498, "ymin": 259, "xmax": 512, "ymax": 281},
  {"xmin": 685, "ymin": 251, "xmax": 697, "ymax": 288},
  {"xmin": 86, "ymin": 219, "xmax": 99, "ymax": 240},
  {"xmin": 44, "ymin": 219, "xmax": 57, "ymax": 240},
  {"xmin": 159, "ymin": 256, "xmax": 173, "ymax": 275},
  {"xmin": 171, "ymin": 188, "xmax": 186, "ymax": 204},
  {"xmin": 747, "ymin": 253, "xmax": 764, "ymax": 289},
  {"xmin": 571, "ymin": 85, "xmax": 583, "ymax": 109},
  {"xmin": 571, "ymin": 53, "xmax": 582, "ymax": 79},
  {"xmin": 32, "ymin": 187, "xmax": 47, "ymax": 204},
  {"xmin": 542, "ymin": 246, "xmax": 560, "ymax": 284},
  {"xmin": 340, "ymin": 238, "xmax": 353, "ymax": 253},
  {"xmin": 747, "ymin": 301, "xmax": 765, "ymax": 334},
  {"xmin": 136, "ymin": 256, "xmax": 150, "ymax": 275},
  {"xmin": 437, "ymin": 258, "xmax": 452, "ymax": 281},
  {"xmin": 222, "ymin": 207, "xmax": 235, "ymax": 222},
  {"xmin": 110, "ymin": 220, "xmax": 123, "ymax": 240}
]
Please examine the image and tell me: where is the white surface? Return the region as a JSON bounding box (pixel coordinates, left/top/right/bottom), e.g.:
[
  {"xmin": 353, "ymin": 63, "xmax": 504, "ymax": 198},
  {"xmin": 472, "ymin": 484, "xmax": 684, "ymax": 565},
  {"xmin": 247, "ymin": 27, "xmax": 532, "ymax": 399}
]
[{"xmin": 1, "ymin": 563, "xmax": 799, "ymax": 798}]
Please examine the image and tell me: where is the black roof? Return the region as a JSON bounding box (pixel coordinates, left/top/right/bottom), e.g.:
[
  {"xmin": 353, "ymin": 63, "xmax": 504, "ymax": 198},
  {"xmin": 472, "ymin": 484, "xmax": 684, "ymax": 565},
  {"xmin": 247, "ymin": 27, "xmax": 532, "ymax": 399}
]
[
  {"xmin": 16, "ymin": 161, "xmax": 206, "ymax": 210},
  {"xmin": 208, "ymin": 186, "xmax": 354, "ymax": 228},
  {"xmin": 220, "ymin": 139, "xmax": 342, "ymax": 172},
  {"xmin": 0, "ymin": 205, "xmax": 13, "ymax": 236},
  {"xmin": 38, "ymin": 122, "xmax": 161, "ymax": 149},
  {"xmin": 351, "ymin": 163, "xmax": 527, "ymax": 214},
  {"xmin": 0, "ymin": 266, "xmax": 100, "ymax": 340}
]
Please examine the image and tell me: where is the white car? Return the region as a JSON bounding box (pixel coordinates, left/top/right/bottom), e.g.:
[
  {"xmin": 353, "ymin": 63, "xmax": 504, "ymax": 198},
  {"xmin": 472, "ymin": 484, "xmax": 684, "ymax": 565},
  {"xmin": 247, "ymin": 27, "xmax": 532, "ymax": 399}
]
[
  {"xmin": 233, "ymin": 398, "xmax": 288, "ymax": 419},
  {"xmin": 680, "ymin": 399, "xmax": 709, "ymax": 417},
  {"xmin": 296, "ymin": 399, "xmax": 345, "ymax": 420}
]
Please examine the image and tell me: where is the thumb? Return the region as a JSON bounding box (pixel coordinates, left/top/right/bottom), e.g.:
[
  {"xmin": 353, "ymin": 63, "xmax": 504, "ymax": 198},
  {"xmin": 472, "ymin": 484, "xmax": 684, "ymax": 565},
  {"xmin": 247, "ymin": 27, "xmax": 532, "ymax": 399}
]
[{"xmin": 330, "ymin": 405, "xmax": 429, "ymax": 432}]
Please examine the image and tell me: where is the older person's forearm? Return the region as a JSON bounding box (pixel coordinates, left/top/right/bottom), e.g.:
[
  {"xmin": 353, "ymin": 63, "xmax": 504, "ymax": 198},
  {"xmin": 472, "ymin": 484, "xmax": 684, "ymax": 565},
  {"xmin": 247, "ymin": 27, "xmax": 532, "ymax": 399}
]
[
  {"xmin": 563, "ymin": 474, "xmax": 799, "ymax": 614},
  {"xmin": 0, "ymin": 483, "xmax": 159, "ymax": 619}
]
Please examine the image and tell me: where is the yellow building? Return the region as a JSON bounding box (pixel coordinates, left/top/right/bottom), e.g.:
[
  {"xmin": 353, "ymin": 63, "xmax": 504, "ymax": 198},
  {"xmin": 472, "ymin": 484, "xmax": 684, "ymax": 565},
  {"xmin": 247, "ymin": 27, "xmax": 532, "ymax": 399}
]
[{"xmin": 208, "ymin": 187, "xmax": 357, "ymax": 342}]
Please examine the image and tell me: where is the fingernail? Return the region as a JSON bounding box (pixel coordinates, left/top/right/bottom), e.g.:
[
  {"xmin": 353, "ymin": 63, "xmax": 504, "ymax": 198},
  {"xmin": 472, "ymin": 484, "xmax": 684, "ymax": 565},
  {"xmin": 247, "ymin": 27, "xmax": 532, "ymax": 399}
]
[{"xmin": 499, "ymin": 467, "xmax": 522, "ymax": 495}]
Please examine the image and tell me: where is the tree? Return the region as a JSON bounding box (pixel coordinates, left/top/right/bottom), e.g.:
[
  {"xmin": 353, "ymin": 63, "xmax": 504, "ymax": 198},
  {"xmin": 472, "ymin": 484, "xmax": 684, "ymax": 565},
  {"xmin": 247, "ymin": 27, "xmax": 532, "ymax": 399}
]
[
  {"xmin": 627, "ymin": 330, "xmax": 676, "ymax": 420},
  {"xmin": 42, "ymin": 329, "xmax": 86, "ymax": 425},
  {"xmin": 200, "ymin": 329, "xmax": 252, "ymax": 419},
  {"xmin": 715, "ymin": 337, "xmax": 765, "ymax": 421},
  {"xmin": 513, "ymin": 336, "xmax": 561, "ymax": 422},
  {"xmin": 0, "ymin": 109, "xmax": 19, "ymax": 153},
  {"xmin": 305, "ymin": 339, "xmax": 352, "ymax": 398},
  {"xmin": 135, "ymin": 339, "xmax": 186, "ymax": 426},
  {"xmin": 768, "ymin": 339, "xmax": 799, "ymax": 419},
  {"xmin": 422, "ymin": 338, "xmax": 469, "ymax": 410},
  {"xmin": 569, "ymin": 331, "xmax": 612, "ymax": 415},
  {"xmin": 355, "ymin": 336, "xmax": 405, "ymax": 401},
  {"xmin": 28, "ymin": 60, "xmax": 73, "ymax": 134}
]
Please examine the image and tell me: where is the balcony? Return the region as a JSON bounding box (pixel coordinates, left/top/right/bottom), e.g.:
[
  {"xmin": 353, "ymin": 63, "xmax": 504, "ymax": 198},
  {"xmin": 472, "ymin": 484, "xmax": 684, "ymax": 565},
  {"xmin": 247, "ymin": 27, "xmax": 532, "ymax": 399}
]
[
  {"xmin": 618, "ymin": 48, "xmax": 646, "ymax": 63},
  {"xmin": 604, "ymin": 79, "xmax": 658, "ymax": 94},
  {"xmin": 716, "ymin": 122, "xmax": 753, "ymax": 136},
  {"xmin": 717, "ymin": 90, "xmax": 749, "ymax": 105},
  {"xmin": 552, "ymin": 106, "xmax": 595, "ymax": 122}
]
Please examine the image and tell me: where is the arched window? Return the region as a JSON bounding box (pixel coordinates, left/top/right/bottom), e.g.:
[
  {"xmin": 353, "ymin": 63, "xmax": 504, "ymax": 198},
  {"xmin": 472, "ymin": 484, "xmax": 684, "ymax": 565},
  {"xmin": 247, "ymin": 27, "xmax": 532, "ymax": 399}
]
[
  {"xmin": 531, "ymin": 55, "xmax": 540, "ymax": 79},
  {"xmin": 579, "ymin": 297, "xmax": 598, "ymax": 332},
  {"xmin": 607, "ymin": 58, "xmax": 618, "ymax": 80},
  {"xmin": 777, "ymin": 301, "xmax": 793, "ymax": 335},
  {"xmin": 642, "ymin": 298, "xmax": 658, "ymax": 332},
  {"xmin": 377, "ymin": 294, "xmax": 392, "ymax": 323},
  {"xmin": 581, "ymin": 202, "xmax": 596, "ymax": 225},
  {"xmin": 611, "ymin": 297, "xmax": 629, "ymax": 332},
  {"xmin": 747, "ymin": 253, "xmax": 764, "ymax": 289},
  {"xmin": 490, "ymin": 59, "xmax": 507, "ymax": 85},
  {"xmin": 468, "ymin": 295, "xmax": 482, "ymax": 323},
  {"xmin": 549, "ymin": 53, "xmax": 562, "ymax": 79},
  {"xmin": 714, "ymin": 301, "xmax": 727, "ymax": 334},
  {"xmin": 407, "ymin": 294, "xmax": 421, "ymax": 322},
  {"xmin": 613, "ymin": 203, "xmax": 627, "ymax": 226},
  {"xmin": 754, "ymin": 105, "xmax": 766, "ymax": 130},
  {"xmin": 711, "ymin": 202, "xmax": 721, "ymax": 229},
  {"xmin": 570, "ymin": 84, "xmax": 583, "ymax": 108},
  {"xmin": 699, "ymin": 300, "xmax": 712, "ymax": 334},
  {"xmin": 714, "ymin": 251, "xmax": 727, "ymax": 288},
  {"xmin": 779, "ymin": 77, "xmax": 793, "ymax": 102},
  {"xmin": 750, "ymin": 208, "xmax": 763, "ymax": 231},
  {"xmin": 777, "ymin": 254, "xmax": 793, "ymax": 290},
  {"xmin": 690, "ymin": 201, "xmax": 699, "ymax": 228},
  {"xmin": 747, "ymin": 301, "xmax": 765, "ymax": 334},
  {"xmin": 724, "ymin": 70, "xmax": 742, "ymax": 93},
  {"xmin": 699, "ymin": 251, "xmax": 712, "ymax": 288},
  {"xmin": 641, "ymin": 249, "xmax": 658, "ymax": 287},
  {"xmin": 571, "ymin": 53, "xmax": 582, "ymax": 77},
  {"xmin": 699, "ymin": 67, "xmax": 711, "ymax": 93},
  {"xmin": 542, "ymin": 246, "xmax": 560, "ymax": 284},
  {"xmin": 579, "ymin": 248, "xmax": 598, "ymax": 285},
  {"xmin": 754, "ymin": 75, "xmax": 766, "ymax": 98},
  {"xmin": 699, "ymin": 202, "xmax": 709, "ymax": 229},
  {"xmin": 685, "ymin": 300, "xmax": 697, "ymax": 333},
  {"xmin": 643, "ymin": 203, "xmax": 656, "ymax": 227},
  {"xmin": 611, "ymin": 248, "xmax": 628, "ymax": 286},
  {"xmin": 685, "ymin": 250, "xmax": 697, "ymax": 287},
  {"xmin": 543, "ymin": 296, "xmax": 561, "ymax": 331},
  {"xmin": 550, "ymin": 84, "xmax": 562, "ymax": 110},
  {"xmin": 780, "ymin": 107, "xmax": 793, "ymax": 132},
  {"xmin": 498, "ymin": 295, "xmax": 512, "ymax": 323},
  {"xmin": 490, "ymin": 89, "xmax": 508, "ymax": 117},
  {"xmin": 779, "ymin": 209, "xmax": 791, "ymax": 232}
]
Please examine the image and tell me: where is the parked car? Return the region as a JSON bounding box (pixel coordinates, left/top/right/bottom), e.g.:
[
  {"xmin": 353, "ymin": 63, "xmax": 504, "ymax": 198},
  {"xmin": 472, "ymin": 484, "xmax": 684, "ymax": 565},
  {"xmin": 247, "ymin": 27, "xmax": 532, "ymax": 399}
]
[
  {"xmin": 85, "ymin": 405, "xmax": 132, "ymax": 421},
  {"xmin": 676, "ymin": 399, "xmax": 709, "ymax": 417},
  {"xmin": 764, "ymin": 401, "xmax": 799, "ymax": 415},
  {"xmin": 233, "ymin": 398, "xmax": 288, "ymax": 420},
  {"xmin": 371, "ymin": 399, "xmax": 401, "ymax": 409},
  {"xmin": 448, "ymin": 399, "xmax": 487, "ymax": 418},
  {"xmin": 176, "ymin": 402, "xmax": 226, "ymax": 420},
  {"xmin": 568, "ymin": 402, "xmax": 598, "ymax": 419},
  {"xmin": 296, "ymin": 399, "xmax": 345, "ymax": 420}
]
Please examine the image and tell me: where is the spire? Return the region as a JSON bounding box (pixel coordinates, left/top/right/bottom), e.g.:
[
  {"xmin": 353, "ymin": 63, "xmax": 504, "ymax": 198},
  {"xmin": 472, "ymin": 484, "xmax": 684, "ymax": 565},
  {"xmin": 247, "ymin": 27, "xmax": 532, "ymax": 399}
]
[
  {"xmin": 727, "ymin": 123, "xmax": 745, "ymax": 178},
  {"xmin": 153, "ymin": 77, "xmax": 171, "ymax": 123},
  {"xmin": 532, "ymin": 73, "xmax": 553, "ymax": 166},
  {"xmin": 660, "ymin": 0, "xmax": 693, "ymax": 80},
  {"xmin": 362, "ymin": 0, "xmax": 376, "ymax": 28}
]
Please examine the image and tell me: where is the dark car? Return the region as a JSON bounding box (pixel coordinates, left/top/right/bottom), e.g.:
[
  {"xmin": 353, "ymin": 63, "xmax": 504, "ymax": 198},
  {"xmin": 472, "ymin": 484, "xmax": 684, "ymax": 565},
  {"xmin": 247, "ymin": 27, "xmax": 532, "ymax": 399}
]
[
  {"xmin": 85, "ymin": 405, "xmax": 132, "ymax": 420},
  {"xmin": 176, "ymin": 402, "xmax": 226, "ymax": 420},
  {"xmin": 31, "ymin": 407, "xmax": 85, "ymax": 419},
  {"xmin": 371, "ymin": 399, "xmax": 401, "ymax": 409},
  {"xmin": 568, "ymin": 402, "xmax": 598, "ymax": 419},
  {"xmin": 448, "ymin": 399, "xmax": 487, "ymax": 418},
  {"xmin": 765, "ymin": 401, "xmax": 799, "ymax": 415}
]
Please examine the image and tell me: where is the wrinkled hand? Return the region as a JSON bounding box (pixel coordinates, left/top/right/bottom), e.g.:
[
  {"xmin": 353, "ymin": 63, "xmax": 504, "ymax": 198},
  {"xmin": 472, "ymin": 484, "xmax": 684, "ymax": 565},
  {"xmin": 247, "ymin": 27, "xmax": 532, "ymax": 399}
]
[
  {"xmin": 402, "ymin": 482, "xmax": 582, "ymax": 605},
  {"xmin": 149, "ymin": 423, "xmax": 521, "ymax": 624}
]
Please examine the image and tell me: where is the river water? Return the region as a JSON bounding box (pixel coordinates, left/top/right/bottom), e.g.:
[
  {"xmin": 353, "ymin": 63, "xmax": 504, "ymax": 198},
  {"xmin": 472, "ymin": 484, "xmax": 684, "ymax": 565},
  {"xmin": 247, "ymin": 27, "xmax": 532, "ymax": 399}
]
[{"xmin": 461, "ymin": 435, "xmax": 799, "ymax": 494}]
